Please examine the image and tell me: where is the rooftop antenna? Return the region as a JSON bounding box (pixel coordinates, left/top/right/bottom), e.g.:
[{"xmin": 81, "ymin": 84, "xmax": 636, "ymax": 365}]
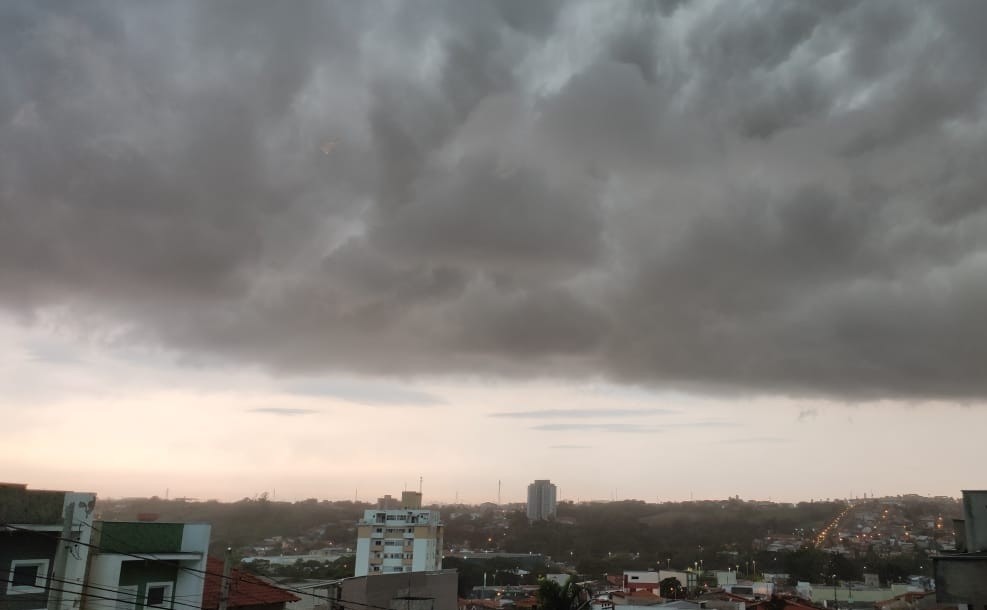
[
  {"xmin": 419, "ymin": 476, "xmax": 423, "ymax": 494},
  {"xmin": 498, "ymin": 480, "xmax": 501, "ymax": 506}
]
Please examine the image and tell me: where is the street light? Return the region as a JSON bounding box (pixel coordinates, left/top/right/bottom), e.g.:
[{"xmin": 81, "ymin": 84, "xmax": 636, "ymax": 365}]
[{"xmin": 832, "ymin": 574, "xmax": 837, "ymax": 610}]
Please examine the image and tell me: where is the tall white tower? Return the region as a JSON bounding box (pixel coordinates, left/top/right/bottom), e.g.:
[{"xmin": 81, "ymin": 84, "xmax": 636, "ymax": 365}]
[
  {"xmin": 526, "ymin": 480, "xmax": 557, "ymax": 521},
  {"xmin": 354, "ymin": 491, "xmax": 443, "ymax": 577}
]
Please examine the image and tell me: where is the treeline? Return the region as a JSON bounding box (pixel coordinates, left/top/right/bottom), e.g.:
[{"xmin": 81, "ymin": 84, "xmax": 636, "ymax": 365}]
[
  {"xmin": 97, "ymin": 496, "xmax": 369, "ymax": 555},
  {"xmin": 496, "ymin": 500, "xmax": 844, "ymax": 569},
  {"xmin": 244, "ymin": 556, "xmax": 356, "ymax": 581},
  {"xmin": 98, "ymin": 495, "xmax": 942, "ymax": 586}
]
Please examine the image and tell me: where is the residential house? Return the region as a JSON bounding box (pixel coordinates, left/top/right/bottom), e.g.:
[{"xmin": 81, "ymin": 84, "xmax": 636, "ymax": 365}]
[
  {"xmin": 622, "ymin": 572, "xmax": 660, "ymax": 594},
  {"xmin": 85, "ymin": 521, "xmax": 211, "ymax": 610},
  {"xmin": 0, "ymin": 483, "xmax": 97, "ymax": 610}
]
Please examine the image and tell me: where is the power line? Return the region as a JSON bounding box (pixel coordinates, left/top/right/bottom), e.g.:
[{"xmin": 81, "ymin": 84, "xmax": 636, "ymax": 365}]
[
  {"xmin": 78, "ymin": 520, "xmax": 355, "ymax": 608},
  {"xmin": 0, "ymin": 567, "xmax": 206, "ymax": 610},
  {"xmin": 0, "ymin": 566, "xmax": 208, "ymax": 609},
  {"xmin": 80, "ymin": 519, "xmax": 398, "ymax": 610},
  {"xmin": 2, "ymin": 522, "xmax": 396, "ymax": 610},
  {"xmin": 2, "ymin": 523, "xmax": 282, "ymax": 610}
]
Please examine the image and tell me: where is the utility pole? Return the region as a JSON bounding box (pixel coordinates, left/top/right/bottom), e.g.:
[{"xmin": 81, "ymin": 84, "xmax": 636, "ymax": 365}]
[
  {"xmin": 47, "ymin": 502, "xmax": 75, "ymax": 610},
  {"xmin": 219, "ymin": 548, "xmax": 233, "ymax": 610}
]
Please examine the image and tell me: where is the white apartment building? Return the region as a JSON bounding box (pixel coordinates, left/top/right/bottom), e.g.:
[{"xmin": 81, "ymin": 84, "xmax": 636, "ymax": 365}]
[
  {"xmin": 354, "ymin": 491, "xmax": 443, "ymax": 577},
  {"xmin": 526, "ymin": 480, "xmax": 557, "ymax": 521}
]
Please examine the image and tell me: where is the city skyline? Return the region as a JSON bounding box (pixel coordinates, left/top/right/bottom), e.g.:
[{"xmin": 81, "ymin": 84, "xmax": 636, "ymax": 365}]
[{"xmin": 3, "ymin": 2, "xmax": 987, "ymax": 503}]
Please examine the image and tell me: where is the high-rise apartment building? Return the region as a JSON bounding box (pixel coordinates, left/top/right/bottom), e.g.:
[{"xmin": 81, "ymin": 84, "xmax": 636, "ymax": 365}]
[
  {"xmin": 526, "ymin": 479, "xmax": 557, "ymax": 521},
  {"xmin": 354, "ymin": 491, "xmax": 443, "ymax": 577}
]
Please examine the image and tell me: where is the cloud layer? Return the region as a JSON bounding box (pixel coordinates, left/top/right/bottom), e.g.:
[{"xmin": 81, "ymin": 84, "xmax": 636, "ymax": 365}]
[{"xmin": 3, "ymin": 1, "xmax": 987, "ymax": 399}]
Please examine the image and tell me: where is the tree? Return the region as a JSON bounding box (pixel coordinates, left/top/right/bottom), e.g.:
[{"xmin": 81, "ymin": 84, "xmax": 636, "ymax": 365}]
[
  {"xmin": 537, "ymin": 577, "xmax": 584, "ymax": 610},
  {"xmin": 659, "ymin": 578, "xmax": 682, "ymax": 600}
]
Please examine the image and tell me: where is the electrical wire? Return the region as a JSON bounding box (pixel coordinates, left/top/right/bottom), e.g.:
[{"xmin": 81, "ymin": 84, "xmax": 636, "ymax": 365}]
[
  {"xmin": 2, "ymin": 522, "xmax": 401, "ymax": 610},
  {"xmin": 0, "ymin": 566, "xmax": 208, "ymax": 610},
  {"xmin": 2, "ymin": 523, "xmax": 283, "ymax": 610},
  {"xmin": 0, "ymin": 567, "xmax": 206, "ymax": 610},
  {"xmin": 80, "ymin": 518, "xmax": 403, "ymax": 610}
]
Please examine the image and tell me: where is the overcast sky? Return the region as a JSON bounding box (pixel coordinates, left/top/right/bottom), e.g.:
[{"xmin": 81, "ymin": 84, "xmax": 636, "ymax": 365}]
[{"xmin": 2, "ymin": 0, "xmax": 986, "ymax": 503}]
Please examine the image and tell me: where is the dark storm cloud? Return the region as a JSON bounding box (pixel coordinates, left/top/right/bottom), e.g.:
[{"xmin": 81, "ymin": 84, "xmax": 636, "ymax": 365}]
[
  {"xmin": 3, "ymin": 1, "xmax": 987, "ymax": 399},
  {"xmin": 532, "ymin": 423, "xmax": 660, "ymax": 434},
  {"xmin": 248, "ymin": 408, "xmax": 318, "ymax": 417},
  {"xmin": 284, "ymin": 379, "xmax": 443, "ymax": 406},
  {"xmin": 490, "ymin": 408, "xmax": 677, "ymax": 419}
]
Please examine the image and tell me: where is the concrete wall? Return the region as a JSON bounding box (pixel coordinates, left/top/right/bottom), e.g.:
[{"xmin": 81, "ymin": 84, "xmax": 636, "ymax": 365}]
[
  {"xmin": 934, "ymin": 556, "xmax": 987, "ymax": 605},
  {"xmin": 97, "ymin": 523, "xmax": 184, "ymax": 554},
  {"xmin": 961, "ymin": 490, "xmax": 987, "ymax": 553},
  {"xmin": 176, "ymin": 524, "xmax": 209, "ymax": 607},
  {"xmin": 714, "ymin": 572, "xmax": 737, "ymax": 586},
  {"xmin": 809, "ymin": 583, "xmax": 918, "ymax": 604},
  {"xmin": 336, "ymin": 570, "xmax": 457, "ymax": 610}
]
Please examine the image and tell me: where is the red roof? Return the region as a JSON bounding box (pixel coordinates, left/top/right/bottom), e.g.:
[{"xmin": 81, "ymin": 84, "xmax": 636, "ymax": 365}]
[{"xmin": 202, "ymin": 557, "xmax": 301, "ymax": 610}]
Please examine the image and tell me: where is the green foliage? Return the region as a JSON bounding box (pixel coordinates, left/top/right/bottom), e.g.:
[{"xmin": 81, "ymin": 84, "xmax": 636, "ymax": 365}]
[
  {"xmin": 244, "ymin": 556, "xmax": 355, "ymax": 582},
  {"xmin": 501, "ymin": 500, "xmax": 848, "ymax": 578},
  {"xmin": 658, "ymin": 577, "xmax": 682, "ymax": 599},
  {"xmin": 537, "ymin": 578, "xmax": 582, "ymax": 610},
  {"xmin": 97, "ymin": 497, "xmax": 368, "ymax": 555}
]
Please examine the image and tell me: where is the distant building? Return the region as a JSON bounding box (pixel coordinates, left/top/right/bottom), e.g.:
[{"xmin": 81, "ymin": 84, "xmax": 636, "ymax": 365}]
[
  {"xmin": 622, "ymin": 571, "xmax": 660, "ymax": 594},
  {"xmin": 354, "ymin": 492, "xmax": 443, "ymax": 577},
  {"xmin": 526, "ymin": 481, "xmax": 557, "ymax": 521},
  {"xmin": 0, "ymin": 483, "xmax": 97, "ymax": 610}
]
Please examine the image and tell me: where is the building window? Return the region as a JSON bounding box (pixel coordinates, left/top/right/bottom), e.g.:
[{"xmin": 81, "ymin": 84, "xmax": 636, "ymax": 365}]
[
  {"xmin": 145, "ymin": 583, "xmax": 172, "ymax": 608},
  {"xmin": 7, "ymin": 559, "xmax": 49, "ymax": 594}
]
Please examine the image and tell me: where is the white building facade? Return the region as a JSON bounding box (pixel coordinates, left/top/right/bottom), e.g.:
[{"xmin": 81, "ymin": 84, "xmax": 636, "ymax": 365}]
[
  {"xmin": 354, "ymin": 492, "xmax": 443, "ymax": 577},
  {"xmin": 526, "ymin": 480, "xmax": 557, "ymax": 521}
]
